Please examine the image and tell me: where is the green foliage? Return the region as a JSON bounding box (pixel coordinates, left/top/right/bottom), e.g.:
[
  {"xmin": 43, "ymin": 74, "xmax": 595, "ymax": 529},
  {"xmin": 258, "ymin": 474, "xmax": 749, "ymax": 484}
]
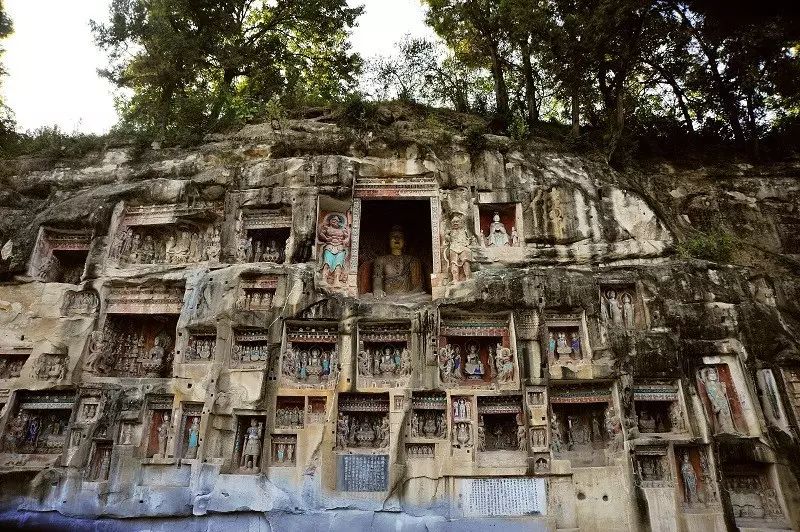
[
  {"xmin": 2, "ymin": 126, "xmax": 110, "ymax": 160},
  {"xmin": 677, "ymin": 230, "xmax": 735, "ymax": 263},
  {"xmin": 464, "ymin": 125, "xmax": 488, "ymax": 155},
  {"xmin": 92, "ymin": 0, "xmax": 363, "ymax": 145}
]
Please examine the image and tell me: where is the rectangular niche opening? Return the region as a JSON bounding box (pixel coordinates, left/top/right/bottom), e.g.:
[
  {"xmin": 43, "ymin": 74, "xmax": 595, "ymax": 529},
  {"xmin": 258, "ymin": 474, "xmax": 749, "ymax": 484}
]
[
  {"xmin": 477, "ymin": 396, "xmax": 524, "ymax": 452},
  {"xmin": 232, "ymin": 329, "xmax": 270, "ymax": 368},
  {"xmin": 337, "ymin": 393, "xmax": 390, "ymax": 450},
  {"xmin": 115, "ymin": 222, "xmax": 220, "ymax": 265},
  {"xmin": 4, "ymin": 391, "xmax": 75, "ymax": 454},
  {"xmin": 30, "ymin": 228, "xmax": 92, "ymax": 283},
  {"xmin": 87, "ymin": 440, "xmax": 113, "ymax": 481},
  {"xmin": 357, "ymin": 322, "xmax": 412, "ymax": 382},
  {"xmin": 245, "ymin": 228, "xmax": 289, "ymax": 263},
  {"xmin": 282, "ymin": 324, "xmax": 338, "ymax": 386},
  {"xmin": 551, "ymin": 401, "xmax": 608, "ymax": 453},
  {"xmin": 599, "ymin": 284, "xmax": 640, "ymax": 330},
  {"xmin": 634, "ymin": 400, "xmax": 674, "ymax": 433},
  {"xmin": 275, "ymin": 396, "xmax": 305, "ymax": 429},
  {"xmin": 357, "ymin": 199, "xmax": 432, "ymax": 296},
  {"xmin": 177, "ymin": 403, "xmax": 202, "ymax": 459},
  {"xmin": 99, "ymin": 314, "xmax": 178, "ymax": 377},
  {"xmin": 233, "ymin": 414, "xmax": 266, "ymax": 473},
  {"xmin": 145, "ymin": 399, "xmax": 172, "ymax": 458},
  {"xmin": 308, "ymin": 397, "xmax": 327, "ymax": 423},
  {"xmin": 271, "ymin": 434, "xmax": 297, "ymax": 466},
  {"xmin": 477, "ymin": 203, "xmax": 520, "ymax": 247},
  {"xmin": 406, "ymin": 443, "xmax": 435, "ymax": 458},
  {"xmin": 185, "ymin": 330, "xmax": 216, "ymax": 362},
  {"xmin": 0, "ymin": 350, "xmax": 31, "ymax": 379},
  {"xmin": 722, "ymin": 462, "xmax": 785, "ymax": 524},
  {"xmin": 410, "ymin": 392, "xmax": 446, "ymax": 439},
  {"xmin": 236, "ymin": 276, "xmax": 277, "ymax": 311},
  {"xmin": 635, "ymin": 448, "xmax": 670, "ymax": 486}
]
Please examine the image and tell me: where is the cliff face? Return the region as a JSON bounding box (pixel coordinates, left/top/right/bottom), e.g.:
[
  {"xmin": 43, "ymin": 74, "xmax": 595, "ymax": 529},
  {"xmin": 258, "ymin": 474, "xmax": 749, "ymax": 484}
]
[{"xmin": 0, "ymin": 111, "xmax": 799, "ymax": 531}]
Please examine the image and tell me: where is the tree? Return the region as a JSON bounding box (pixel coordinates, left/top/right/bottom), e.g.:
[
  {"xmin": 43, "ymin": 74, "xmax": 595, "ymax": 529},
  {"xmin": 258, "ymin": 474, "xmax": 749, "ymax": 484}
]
[
  {"xmin": 424, "ymin": 0, "xmax": 513, "ymax": 129},
  {"xmin": 92, "ymin": 0, "xmax": 363, "ymax": 143},
  {"xmin": 0, "ymin": 0, "xmax": 14, "ymax": 135}
]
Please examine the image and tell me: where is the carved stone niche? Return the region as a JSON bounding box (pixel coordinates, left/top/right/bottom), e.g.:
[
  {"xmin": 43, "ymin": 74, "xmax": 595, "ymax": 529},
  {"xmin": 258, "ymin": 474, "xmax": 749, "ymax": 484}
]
[
  {"xmin": 270, "ymin": 434, "xmax": 297, "ymax": 466},
  {"xmin": 174, "ymin": 403, "xmax": 202, "ymax": 460},
  {"xmin": 61, "ymin": 289, "xmax": 99, "ymax": 317},
  {"xmin": 438, "ymin": 317, "xmax": 516, "ymax": 388},
  {"xmin": 183, "ymin": 330, "xmax": 216, "ymax": 363},
  {"xmin": 356, "ymin": 321, "xmax": 413, "ymax": 386},
  {"xmin": 0, "ymin": 348, "xmax": 31, "ymax": 380},
  {"xmin": 143, "ymin": 397, "xmax": 173, "ymax": 459},
  {"xmin": 450, "ymin": 395, "xmax": 474, "ymax": 449},
  {"xmin": 408, "ymin": 392, "xmax": 446, "ymax": 440},
  {"xmin": 599, "ymin": 282, "xmax": 643, "ymax": 330},
  {"xmin": 89, "ymin": 313, "xmax": 178, "ymax": 378},
  {"xmin": 695, "ymin": 364, "xmax": 748, "ymax": 436},
  {"xmin": 526, "ymin": 185, "xmax": 583, "ymax": 245},
  {"xmin": 633, "ymin": 383, "xmax": 686, "ymax": 435},
  {"xmin": 474, "ymin": 202, "xmax": 523, "ymax": 248},
  {"xmin": 533, "ymin": 453, "xmax": 550, "ymax": 473},
  {"xmin": 756, "ymin": 369, "xmax": 791, "ymax": 434},
  {"xmin": 549, "ymin": 386, "xmax": 613, "ymax": 459},
  {"xmin": 233, "ymin": 414, "xmax": 266, "ymax": 473},
  {"xmin": 543, "ymin": 313, "xmax": 592, "ymax": 379},
  {"xmin": 634, "ymin": 446, "xmax": 672, "ymax": 488},
  {"xmin": 675, "ymin": 445, "xmax": 719, "ymax": 510},
  {"xmin": 335, "ymin": 392, "xmax": 390, "ymax": 451},
  {"xmin": 34, "ymin": 353, "xmax": 69, "ymax": 382},
  {"xmin": 236, "ymin": 276, "xmax": 277, "ymax": 311},
  {"xmin": 275, "ymin": 396, "xmax": 305, "ymax": 429},
  {"xmin": 779, "ymin": 367, "xmax": 800, "ymax": 426},
  {"xmin": 110, "ymin": 203, "xmax": 223, "ymax": 266},
  {"xmin": 315, "ymin": 196, "xmax": 352, "ymax": 291},
  {"xmin": 476, "ymin": 395, "xmax": 526, "ymax": 452},
  {"xmin": 234, "ymin": 207, "xmax": 292, "ymax": 264},
  {"xmin": 2, "ymin": 390, "xmax": 75, "ymax": 455},
  {"xmin": 86, "ymin": 439, "xmax": 113, "ymax": 481},
  {"xmin": 307, "ymin": 396, "xmax": 327, "ymax": 424},
  {"xmin": 354, "ymin": 198, "xmax": 436, "ymax": 298},
  {"xmin": 722, "ymin": 464, "xmax": 786, "ymax": 525},
  {"xmin": 406, "ymin": 442, "xmax": 435, "ymax": 459},
  {"xmin": 78, "ymin": 396, "xmax": 101, "ymax": 423},
  {"xmin": 231, "ymin": 328, "xmax": 269, "ymax": 369},
  {"xmin": 281, "ymin": 323, "xmax": 339, "ymax": 388},
  {"xmin": 28, "ymin": 227, "xmax": 92, "ymax": 283},
  {"xmin": 526, "ymin": 386, "xmax": 548, "ymax": 428}
]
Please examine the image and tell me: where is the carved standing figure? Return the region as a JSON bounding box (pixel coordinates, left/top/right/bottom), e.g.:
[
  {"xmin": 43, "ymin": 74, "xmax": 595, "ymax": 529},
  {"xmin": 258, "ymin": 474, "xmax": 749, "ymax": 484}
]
[
  {"xmin": 336, "ymin": 414, "xmax": 349, "ymax": 449},
  {"xmin": 185, "ymin": 417, "xmax": 200, "ymax": 459},
  {"xmin": 621, "ymin": 292, "xmax": 635, "ymax": 329},
  {"xmin": 607, "ymin": 290, "xmax": 623, "ymax": 326},
  {"xmin": 156, "ymin": 412, "xmax": 170, "ymax": 458},
  {"xmin": 700, "ymin": 367, "xmax": 737, "ymax": 434},
  {"xmin": 372, "ymin": 225, "xmax": 423, "ymax": 297},
  {"xmin": 318, "ymin": 212, "xmax": 351, "ymax": 286},
  {"xmin": 495, "ymin": 344, "xmax": 514, "ymax": 383},
  {"xmin": 681, "ymin": 453, "xmax": 699, "ymax": 504},
  {"xmin": 240, "ymin": 419, "xmax": 262, "ymax": 470},
  {"xmin": 443, "ymin": 213, "xmax": 475, "ymax": 283}
]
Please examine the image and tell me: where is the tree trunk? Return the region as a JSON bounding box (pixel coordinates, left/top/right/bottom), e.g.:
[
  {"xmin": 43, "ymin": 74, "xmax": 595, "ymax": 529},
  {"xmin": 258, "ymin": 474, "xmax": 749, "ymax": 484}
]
[
  {"xmin": 488, "ymin": 44, "xmax": 510, "ymax": 129},
  {"xmin": 520, "ymin": 39, "xmax": 539, "ymax": 130},
  {"xmin": 571, "ymin": 86, "xmax": 580, "ymax": 136},
  {"xmin": 647, "ymin": 61, "xmax": 694, "ymax": 133}
]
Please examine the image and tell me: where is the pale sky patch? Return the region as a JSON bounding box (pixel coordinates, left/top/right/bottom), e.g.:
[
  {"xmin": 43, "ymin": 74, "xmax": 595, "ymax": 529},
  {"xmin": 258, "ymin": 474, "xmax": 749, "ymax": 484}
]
[{"xmin": 1, "ymin": 0, "xmax": 432, "ymax": 135}]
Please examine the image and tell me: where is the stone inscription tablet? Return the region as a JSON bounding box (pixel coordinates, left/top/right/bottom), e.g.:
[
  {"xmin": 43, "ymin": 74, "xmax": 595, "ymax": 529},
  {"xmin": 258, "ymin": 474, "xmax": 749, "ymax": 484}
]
[
  {"xmin": 338, "ymin": 454, "xmax": 389, "ymax": 492},
  {"xmin": 461, "ymin": 477, "xmax": 546, "ymax": 517}
]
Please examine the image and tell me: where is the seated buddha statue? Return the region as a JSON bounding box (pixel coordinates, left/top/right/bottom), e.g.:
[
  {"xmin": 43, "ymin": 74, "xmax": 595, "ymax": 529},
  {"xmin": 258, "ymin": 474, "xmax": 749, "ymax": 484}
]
[{"xmin": 372, "ymin": 225, "xmax": 423, "ymax": 297}]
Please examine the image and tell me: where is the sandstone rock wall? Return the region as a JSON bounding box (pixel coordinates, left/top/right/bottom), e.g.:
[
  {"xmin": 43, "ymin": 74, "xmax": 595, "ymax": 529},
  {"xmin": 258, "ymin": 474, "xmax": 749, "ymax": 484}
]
[{"xmin": 0, "ymin": 115, "xmax": 799, "ymax": 531}]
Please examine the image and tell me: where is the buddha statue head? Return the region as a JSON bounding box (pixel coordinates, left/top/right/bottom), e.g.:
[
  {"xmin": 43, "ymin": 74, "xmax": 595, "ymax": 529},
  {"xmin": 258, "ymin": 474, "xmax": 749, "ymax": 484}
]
[{"xmin": 389, "ymin": 225, "xmax": 406, "ymax": 256}]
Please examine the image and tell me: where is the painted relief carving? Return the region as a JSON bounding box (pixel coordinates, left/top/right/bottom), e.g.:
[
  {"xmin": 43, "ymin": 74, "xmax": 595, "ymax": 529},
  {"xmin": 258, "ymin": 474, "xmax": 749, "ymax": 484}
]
[
  {"xmin": 600, "ymin": 285, "xmax": 638, "ymax": 330},
  {"xmin": 357, "ymin": 322, "xmax": 412, "ymax": 385},
  {"xmin": 409, "ymin": 393, "xmax": 446, "ymax": 439},
  {"xmin": 439, "ymin": 319, "xmax": 515, "ymax": 388},
  {"xmin": 697, "ymin": 366, "xmax": 739, "ymax": 435},
  {"xmin": 234, "ymin": 208, "xmax": 291, "ymax": 264},
  {"xmin": 3, "ymin": 392, "xmax": 74, "ymax": 454},
  {"xmin": 317, "ymin": 211, "xmax": 351, "ymax": 287},
  {"xmin": 281, "ymin": 325, "xmax": 339, "ymax": 388},
  {"xmin": 336, "ymin": 393, "xmax": 390, "ymax": 450},
  {"xmin": 114, "ymin": 224, "xmax": 221, "ymax": 265},
  {"xmin": 372, "ymin": 225, "xmax": 423, "ymax": 297}
]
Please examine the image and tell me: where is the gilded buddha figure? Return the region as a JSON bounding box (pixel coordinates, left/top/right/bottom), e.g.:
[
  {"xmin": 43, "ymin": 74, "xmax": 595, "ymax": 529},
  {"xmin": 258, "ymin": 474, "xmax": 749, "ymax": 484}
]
[{"xmin": 372, "ymin": 225, "xmax": 423, "ymax": 297}]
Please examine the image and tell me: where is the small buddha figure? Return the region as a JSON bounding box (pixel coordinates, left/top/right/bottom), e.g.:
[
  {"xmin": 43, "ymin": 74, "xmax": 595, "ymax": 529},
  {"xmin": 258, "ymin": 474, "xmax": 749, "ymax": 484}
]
[
  {"xmin": 464, "ymin": 343, "xmax": 484, "ymax": 378},
  {"xmin": 486, "ymin": 212, "xmax": 510, "ymax": 247},
  {"xmin": 372, "ymin": 225, "xmax": 423, "ymax": 297}
]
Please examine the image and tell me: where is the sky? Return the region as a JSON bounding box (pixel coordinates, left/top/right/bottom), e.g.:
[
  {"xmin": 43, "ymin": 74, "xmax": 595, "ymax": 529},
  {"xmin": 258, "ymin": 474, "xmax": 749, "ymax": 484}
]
[{"xmin": 1, "ymin": 0, "xmax": 433, "ymax": 134}]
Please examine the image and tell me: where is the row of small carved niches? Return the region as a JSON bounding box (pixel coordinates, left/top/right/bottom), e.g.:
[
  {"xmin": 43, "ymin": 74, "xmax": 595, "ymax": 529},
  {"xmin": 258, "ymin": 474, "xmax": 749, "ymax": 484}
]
[
  {"xmin": 0, "ymin": 349, "xmax": 69, "ymax": 384},
  {"xmin": 335, "ymin": 393, "xmax": 390, "ymax": 451},
  {"xmin": 274, "ymin": 395, "xmax": 328, "ymax": 430},
  {"xmin": 109, "ymin": 202, "xmax": 223, "ymax": 267}
]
